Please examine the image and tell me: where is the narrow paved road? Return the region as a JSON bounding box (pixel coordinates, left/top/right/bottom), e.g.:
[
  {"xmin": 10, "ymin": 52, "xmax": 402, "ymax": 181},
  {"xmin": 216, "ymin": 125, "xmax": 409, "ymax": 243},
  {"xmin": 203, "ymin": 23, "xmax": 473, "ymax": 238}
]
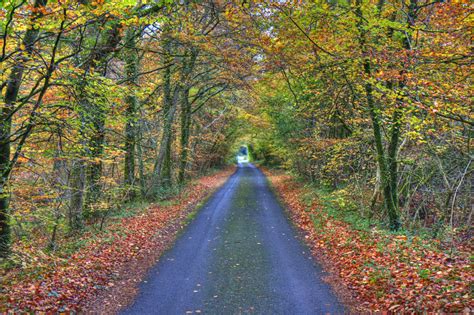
[{"xmin": 123, "ymin": 164, "xmax": 343, "ymax": 314}]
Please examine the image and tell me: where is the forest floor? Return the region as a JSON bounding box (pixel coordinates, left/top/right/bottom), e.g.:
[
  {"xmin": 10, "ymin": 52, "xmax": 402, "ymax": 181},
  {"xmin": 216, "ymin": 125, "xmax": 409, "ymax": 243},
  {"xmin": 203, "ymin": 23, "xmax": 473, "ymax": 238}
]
[
  {"xmin": 122, "ymin": 163, "xmax": 343, "ymax": 314},
  {"xmin": 264, "ymin": 168, "xmax": 473, "ymax": 313},
  {"xmin": 0, "ymin": 167, "xmax": 234, "ymax": 313}
]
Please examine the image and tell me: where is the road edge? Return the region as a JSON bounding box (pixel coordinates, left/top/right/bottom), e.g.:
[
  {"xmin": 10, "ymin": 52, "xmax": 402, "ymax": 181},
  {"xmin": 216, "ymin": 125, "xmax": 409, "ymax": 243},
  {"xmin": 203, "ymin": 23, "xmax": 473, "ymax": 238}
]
[
  {"xmin": 83, "ymin": 167, "xmax": 237, "ymax": 314},
  {"xmin": 260, "ymin": 166, "xmax": 361, "ymax": 313}
]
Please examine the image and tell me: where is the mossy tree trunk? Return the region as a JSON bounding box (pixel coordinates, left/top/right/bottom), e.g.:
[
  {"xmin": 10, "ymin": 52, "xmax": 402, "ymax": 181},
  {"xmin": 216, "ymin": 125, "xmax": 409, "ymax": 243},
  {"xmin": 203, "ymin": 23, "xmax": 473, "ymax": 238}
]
[
  {"xmin": 69, "ymin": 23, "xmax": 121, "ymax": 230},
  {"xmin": 355, "ymin": 0, "xmax": 401, "ymax": 230},
  {"xmin": 0, "ymin": 0, "xmax": 48, "ymax": 257},
  {"xmin": 124, "ymin": 27, "xmax": 141, "ymax": 199},
  {"xmin": 179, "ymin": 48, "xmax": 198, "ymax": 185}
]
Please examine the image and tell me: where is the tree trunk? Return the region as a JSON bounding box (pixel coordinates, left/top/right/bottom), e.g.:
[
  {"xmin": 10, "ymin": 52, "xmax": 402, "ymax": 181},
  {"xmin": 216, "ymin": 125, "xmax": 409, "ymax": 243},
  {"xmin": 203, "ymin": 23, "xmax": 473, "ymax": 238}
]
[
  {"xmin": 68, "ymin": 23, "xmax": 121, "ymax": 229},
  {"xmin": 69, "ymin": 159, "xmax": 85, "ymax": 230},
  {"xmin": 136, "ymin": 123, "xmax": 147, "ymax": 197},
  {"xmin": 355, "ymin": 0, "xmax": 400, "ymax": 230},
  {"xmin": 179, "ymin": 87, "xmax": 192, "ymax": 185},
  {"xmin": 178, "ymin": 49, "xmax": 198, "ymax": 185},
  {"xmin": 152, "ymin": 87, "xmax": 180, "ymax": 194},
  {"xmin": 0, "ymin": 0, "xmax": 48, "ymax": 257},
  {"xmin": 85, "ymin": 114, "xmax": 105, "ymax": 208},
  {"xmin": 124, "ymin": 27, "xmax": 140, "ymax": 198},
  {"xmin": 151, "ymin": 39, "xmax": 175, "ymax": 195}
]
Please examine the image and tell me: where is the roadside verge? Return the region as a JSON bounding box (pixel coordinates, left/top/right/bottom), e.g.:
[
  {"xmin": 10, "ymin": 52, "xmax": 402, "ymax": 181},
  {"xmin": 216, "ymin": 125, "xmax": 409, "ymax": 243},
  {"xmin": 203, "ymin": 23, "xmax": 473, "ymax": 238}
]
[
  {"xmin": 1, "ymin": 167, "xmax": 235, "ymax": 313},
  {"xmin": 263, "ymin": 168, "xmax": 472, "ymax": 313}
]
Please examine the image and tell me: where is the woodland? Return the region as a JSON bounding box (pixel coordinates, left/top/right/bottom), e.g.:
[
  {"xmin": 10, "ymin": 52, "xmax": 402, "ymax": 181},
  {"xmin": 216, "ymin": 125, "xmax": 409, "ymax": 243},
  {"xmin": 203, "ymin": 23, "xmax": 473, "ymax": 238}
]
[{"xmin": 0, "ymin": 0, "xmax": 472, "ymax": 312}]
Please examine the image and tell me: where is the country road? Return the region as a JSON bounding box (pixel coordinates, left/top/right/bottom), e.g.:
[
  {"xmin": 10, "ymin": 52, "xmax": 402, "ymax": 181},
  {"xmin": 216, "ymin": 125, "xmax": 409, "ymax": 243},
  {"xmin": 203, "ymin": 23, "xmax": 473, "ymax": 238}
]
[{"xmin": 123, "ymin": 164, "xmax": 344, "ymax": 314}]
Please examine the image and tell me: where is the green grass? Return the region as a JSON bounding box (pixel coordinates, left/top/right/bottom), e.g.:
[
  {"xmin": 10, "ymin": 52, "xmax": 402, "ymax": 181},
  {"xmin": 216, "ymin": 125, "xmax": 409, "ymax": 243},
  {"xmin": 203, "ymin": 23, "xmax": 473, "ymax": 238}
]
[
  {"xmin": 306, "ymin": 186, "xmax": 373, "ymax": 232},
  {"xmin": 284, "ymin": 172, "xmax": 449, "ymax": 251},
  {"xmin": 111, "ymin": 200, "xmax": 151, "ymax": 219}
]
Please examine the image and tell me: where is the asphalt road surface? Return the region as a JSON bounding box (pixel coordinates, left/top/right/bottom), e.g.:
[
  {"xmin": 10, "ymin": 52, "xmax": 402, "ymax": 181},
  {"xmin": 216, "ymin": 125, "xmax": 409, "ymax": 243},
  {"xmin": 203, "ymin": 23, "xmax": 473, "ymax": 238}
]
[{"xmin": 123, "ymin": 164, "xmax": 344, "ymax": 315}]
